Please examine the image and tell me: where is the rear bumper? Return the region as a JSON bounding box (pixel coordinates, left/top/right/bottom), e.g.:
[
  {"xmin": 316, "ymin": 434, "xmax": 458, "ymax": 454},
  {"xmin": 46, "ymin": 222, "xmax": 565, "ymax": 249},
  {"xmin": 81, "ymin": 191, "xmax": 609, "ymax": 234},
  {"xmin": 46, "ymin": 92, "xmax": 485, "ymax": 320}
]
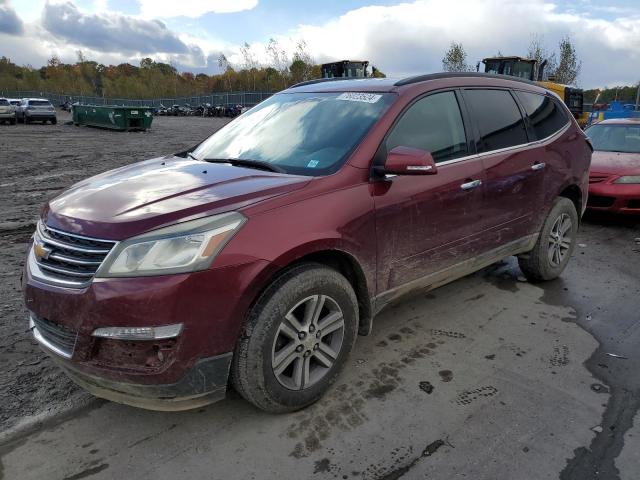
[
  {"xmin": 0, "ymin": 112, "xmax": 15, "ymax": 118},
  {"xmin": 25, "ymin": 112, "xmax": 56, "ymax": 118},
  {"xmin": 588, "ymin": 183, "xmax": 640, "ymax": 215},
  {"xmin": 50, "ymin": 348, "xmax": 232, "ymax": 411}
]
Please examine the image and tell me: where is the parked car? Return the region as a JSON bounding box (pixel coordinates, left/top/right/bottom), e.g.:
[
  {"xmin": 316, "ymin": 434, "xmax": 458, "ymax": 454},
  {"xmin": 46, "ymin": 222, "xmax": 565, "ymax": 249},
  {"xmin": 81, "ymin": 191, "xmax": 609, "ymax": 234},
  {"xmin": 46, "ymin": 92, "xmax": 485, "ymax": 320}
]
[
  {"xmin": 0, "ymin": 98, "xmax": 17, "ymax": 124},
  {"xmin": 8, "ymin": 98, "xmax": 22, "ymax": 110},
  {"xmin": 23, "ymin": 73, "xmax": 591, "ymax": 413},
  {"xmin": 16, "ymin": 98, "xmax": 57, "ymax": 124},
  {"xmin": 585, "ymin": 118, "xmax": 640, "ymax": 214}
]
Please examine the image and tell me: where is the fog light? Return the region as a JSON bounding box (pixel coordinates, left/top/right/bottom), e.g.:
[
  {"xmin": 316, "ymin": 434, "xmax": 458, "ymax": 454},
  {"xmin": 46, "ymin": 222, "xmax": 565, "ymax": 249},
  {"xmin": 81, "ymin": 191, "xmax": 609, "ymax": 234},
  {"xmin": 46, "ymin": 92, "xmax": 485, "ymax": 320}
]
[{"xmin": 91, "ymin": 323, "xmax": 183, "ymax": 340}]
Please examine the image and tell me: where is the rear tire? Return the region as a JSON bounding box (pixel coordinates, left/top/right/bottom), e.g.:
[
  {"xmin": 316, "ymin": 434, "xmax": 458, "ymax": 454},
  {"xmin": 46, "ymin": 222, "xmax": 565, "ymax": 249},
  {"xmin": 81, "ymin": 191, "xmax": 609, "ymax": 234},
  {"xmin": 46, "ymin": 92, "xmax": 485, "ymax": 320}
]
[
  {"xmin": 518, "ymin": 197, "xmax": 578, "ymax": 281},
  {"xmin": 231, "ymin": 263, "xmax": 358, "ymax": 413},
  {"xmin": 51, "ymin": 118, "xmax": 57, "ymax": 125}
]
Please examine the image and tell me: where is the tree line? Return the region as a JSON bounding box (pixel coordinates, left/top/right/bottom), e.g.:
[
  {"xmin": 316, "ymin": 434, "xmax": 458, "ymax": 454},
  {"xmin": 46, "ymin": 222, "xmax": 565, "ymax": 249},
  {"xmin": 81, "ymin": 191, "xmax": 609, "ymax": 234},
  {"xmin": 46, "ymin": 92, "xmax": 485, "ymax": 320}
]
[{"xmin": 0, "ymin": 39, "xmax": 386, "ymax": 99}]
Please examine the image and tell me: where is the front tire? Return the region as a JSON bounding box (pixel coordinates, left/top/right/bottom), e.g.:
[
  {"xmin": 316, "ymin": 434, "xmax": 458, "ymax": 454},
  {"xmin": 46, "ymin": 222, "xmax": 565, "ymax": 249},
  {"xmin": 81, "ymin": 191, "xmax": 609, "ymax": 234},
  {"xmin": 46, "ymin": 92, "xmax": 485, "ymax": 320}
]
[
  {"xmin": 231, "ymin": 263, "xmax": 358, "ymax": 413},
  {"xmin": 518, "ymin": 197, "xmax": 579, "ymax": 281}
]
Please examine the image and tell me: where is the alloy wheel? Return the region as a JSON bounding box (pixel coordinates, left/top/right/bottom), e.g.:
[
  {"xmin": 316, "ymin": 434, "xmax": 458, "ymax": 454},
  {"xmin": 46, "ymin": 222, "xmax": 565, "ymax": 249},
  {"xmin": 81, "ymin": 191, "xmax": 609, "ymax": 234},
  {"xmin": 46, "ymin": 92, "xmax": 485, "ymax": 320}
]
[
  {"xmin": 548, "ymin": 213, "xmax": 572, "ymax": 267},
  {"xmin": 271, "ymin": 294, "xmax": 345, "ymax": 390}
]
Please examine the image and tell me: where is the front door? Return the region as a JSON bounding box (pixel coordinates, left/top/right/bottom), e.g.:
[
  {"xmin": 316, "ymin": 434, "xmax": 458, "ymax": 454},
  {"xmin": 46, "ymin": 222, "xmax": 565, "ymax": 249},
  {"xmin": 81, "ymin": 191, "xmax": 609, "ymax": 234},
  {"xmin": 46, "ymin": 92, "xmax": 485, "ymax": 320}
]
[{"xmin": 372, "ymin": 90, "xmax": 486, "ymax": 295}]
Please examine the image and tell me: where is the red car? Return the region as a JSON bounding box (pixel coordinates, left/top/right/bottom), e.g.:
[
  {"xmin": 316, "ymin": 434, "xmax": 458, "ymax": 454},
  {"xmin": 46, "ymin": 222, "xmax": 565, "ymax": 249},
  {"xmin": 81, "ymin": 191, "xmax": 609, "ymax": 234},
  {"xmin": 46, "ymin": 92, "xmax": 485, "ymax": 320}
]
[
  {"xmin": 23, "ymin": 73, "xmax": 591, "ymax": 412},
  {"xmin": 586, "ymin": 118, "xmax": 640, "ymax": 214}
]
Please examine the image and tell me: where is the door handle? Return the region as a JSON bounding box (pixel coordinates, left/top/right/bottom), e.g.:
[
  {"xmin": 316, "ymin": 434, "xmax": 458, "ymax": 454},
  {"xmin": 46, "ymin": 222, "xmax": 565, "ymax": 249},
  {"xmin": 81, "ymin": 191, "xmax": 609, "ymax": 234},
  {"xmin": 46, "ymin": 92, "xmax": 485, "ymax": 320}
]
[
  {"xmin": 531, "ymin": 162, "xmax": 546, "ymax": 171},
  {"xmin": 460, "ymin": 179, "xmax": 482, "ymax": 190}
]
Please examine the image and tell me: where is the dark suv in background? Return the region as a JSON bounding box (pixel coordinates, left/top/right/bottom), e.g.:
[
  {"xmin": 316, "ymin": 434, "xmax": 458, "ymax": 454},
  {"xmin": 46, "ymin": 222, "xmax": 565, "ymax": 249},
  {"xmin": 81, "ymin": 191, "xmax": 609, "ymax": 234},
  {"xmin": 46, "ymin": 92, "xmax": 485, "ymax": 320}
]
[{"xmin": 23, "ymin": 73, "xmax": 591, "ymax": 412}]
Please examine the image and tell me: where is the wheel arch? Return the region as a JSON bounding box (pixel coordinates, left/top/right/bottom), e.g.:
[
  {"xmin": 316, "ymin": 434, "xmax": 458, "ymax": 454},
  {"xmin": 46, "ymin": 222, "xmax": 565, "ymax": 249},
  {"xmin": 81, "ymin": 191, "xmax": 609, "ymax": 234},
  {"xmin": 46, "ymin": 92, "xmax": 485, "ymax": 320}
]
[
  {"xmin": 290, "ymin": 249, "xmax": 374, "ymax": 336},
  {"xmin": 248, "ymin": 246, "xmax": 375, "ymax": 337},
  {"xmin": 558, "ymin": 183, "xmax": 583, "ymax": 220}
]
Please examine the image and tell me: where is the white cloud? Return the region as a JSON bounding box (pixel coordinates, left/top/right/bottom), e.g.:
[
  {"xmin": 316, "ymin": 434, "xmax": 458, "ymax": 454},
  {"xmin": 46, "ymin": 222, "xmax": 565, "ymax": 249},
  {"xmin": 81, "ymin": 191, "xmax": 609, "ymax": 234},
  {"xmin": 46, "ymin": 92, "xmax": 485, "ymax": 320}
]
[
  {"xmin": 137, "ymin": 0, "xmax": 258, "ymax": 19},
  {"xmin": 275, "ymin": 0, "xmax": 640, "ymax": 88},
  {"xmin": 2, "ymin": 0, "xmax": 640, "ymax": 89}
]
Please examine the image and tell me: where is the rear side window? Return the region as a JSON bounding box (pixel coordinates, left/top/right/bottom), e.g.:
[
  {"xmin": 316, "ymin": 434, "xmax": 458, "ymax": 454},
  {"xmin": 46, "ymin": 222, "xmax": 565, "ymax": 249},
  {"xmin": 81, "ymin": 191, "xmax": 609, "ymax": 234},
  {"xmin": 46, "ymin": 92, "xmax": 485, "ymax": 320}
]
[
  {"xmin": 0, "ymin": 99, "xmax": 8, "ymax": 106},
  {"xmin": 385, "ymin": 91, "xmax": 468, "ymax": 163},
  {"xmin": 463, "ymin": 89, "xmax": 528, "ymax": 153},
  {"xmin": 515, "ymin": 91, "xmax": 568, "ymax": 140}
]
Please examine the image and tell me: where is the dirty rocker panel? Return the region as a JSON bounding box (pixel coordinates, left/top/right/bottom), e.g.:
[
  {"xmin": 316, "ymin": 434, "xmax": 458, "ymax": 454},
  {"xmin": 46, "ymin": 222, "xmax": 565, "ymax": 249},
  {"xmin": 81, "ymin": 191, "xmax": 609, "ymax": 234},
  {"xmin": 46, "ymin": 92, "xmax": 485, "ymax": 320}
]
[{"xmin": 373, "ymin": 234, "xmax": 538, "ymax": 313}]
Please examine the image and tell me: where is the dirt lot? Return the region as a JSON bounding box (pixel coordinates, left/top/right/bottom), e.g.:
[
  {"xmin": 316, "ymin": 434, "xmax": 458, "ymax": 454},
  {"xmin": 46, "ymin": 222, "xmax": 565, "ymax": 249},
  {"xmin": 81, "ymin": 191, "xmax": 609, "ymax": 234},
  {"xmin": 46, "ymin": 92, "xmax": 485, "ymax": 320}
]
[
  {"xmin": 0, "ymin": 113, "xmax": 232, "ymax": 433},
  {"xmin": 1, "ymin": 114, "xmax": 639, "ymax": 480}
]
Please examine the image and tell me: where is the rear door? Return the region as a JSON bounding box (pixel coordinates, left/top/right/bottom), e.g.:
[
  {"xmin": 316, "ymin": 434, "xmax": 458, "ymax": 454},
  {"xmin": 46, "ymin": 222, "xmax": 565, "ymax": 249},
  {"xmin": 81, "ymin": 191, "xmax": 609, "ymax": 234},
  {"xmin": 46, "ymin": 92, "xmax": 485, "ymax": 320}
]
[
  {"xmin": 461, "ymin": 88, "xmax": 544, "ymax": 247},
  {"xmin": 373, "ymin": 90, "xmax": 487, "ymax": 294}
]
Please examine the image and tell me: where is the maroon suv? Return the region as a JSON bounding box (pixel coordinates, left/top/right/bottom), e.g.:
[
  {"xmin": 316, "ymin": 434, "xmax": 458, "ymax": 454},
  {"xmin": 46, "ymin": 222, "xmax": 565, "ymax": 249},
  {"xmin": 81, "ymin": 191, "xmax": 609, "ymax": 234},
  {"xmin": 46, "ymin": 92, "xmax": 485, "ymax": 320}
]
[{"xmin": 23, "ymin": 73, "xmax": 591, "ymax": 412}]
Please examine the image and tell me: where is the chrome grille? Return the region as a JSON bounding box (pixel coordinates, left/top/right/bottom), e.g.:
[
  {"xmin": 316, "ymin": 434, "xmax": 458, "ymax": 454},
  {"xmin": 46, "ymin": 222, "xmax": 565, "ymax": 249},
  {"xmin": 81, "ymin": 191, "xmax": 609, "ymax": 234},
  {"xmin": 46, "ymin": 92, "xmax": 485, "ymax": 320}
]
[
  {"xmin": 29, "ymin": 314, "xmax": 77, "ymax": 358},
  {"xmin": 32, "ymin": 222, "xmax": 117, "ymax": 288}
]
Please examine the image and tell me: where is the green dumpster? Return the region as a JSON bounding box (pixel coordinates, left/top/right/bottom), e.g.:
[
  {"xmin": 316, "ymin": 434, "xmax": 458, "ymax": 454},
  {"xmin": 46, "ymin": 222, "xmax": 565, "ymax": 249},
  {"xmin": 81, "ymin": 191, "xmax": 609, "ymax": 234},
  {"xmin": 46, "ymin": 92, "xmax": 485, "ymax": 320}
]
[{"xmin": 72, "ymin": 105, "xmax": 153, "ymax": 131}]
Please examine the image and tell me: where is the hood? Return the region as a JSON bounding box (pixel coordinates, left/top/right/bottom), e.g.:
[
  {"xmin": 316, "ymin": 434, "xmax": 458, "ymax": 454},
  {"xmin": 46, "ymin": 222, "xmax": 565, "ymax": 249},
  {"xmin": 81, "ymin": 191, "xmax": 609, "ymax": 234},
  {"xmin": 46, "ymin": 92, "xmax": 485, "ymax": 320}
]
[
  {"xmin": 590, "ymin": 151, "xmax": 640, "ymax": 176},
  {"xmin": 44, "ymin": 156, "xmax": 311, "ymax": 240}
]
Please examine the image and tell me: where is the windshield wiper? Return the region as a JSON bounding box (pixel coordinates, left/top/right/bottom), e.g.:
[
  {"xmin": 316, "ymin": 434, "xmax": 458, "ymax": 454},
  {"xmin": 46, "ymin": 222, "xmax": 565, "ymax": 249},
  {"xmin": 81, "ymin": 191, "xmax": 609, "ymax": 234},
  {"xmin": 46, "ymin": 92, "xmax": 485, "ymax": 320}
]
[
  {"xmin": 203, "ymin": 158, "xmax": 286, "ymax": 174},
  {"xmin": 186, "ymin": 151, "xmax": 199, "ymax": 161}
]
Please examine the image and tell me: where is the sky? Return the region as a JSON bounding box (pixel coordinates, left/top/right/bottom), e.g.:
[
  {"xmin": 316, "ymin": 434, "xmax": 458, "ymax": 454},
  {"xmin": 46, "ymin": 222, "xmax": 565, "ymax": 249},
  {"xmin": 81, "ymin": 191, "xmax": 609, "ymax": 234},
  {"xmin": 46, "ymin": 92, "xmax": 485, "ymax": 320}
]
[{"xmin": 1, "ymin": 0, "xmax": 639, "ymax": 89}]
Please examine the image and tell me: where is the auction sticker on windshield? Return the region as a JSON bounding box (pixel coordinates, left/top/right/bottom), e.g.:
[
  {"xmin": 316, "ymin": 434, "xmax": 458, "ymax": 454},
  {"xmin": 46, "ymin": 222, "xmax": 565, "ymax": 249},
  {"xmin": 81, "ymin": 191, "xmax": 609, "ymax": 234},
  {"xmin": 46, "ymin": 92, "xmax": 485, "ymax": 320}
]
[{"xmin": 337, "ymin": 92, "xmax": 382, "ymax": 103}]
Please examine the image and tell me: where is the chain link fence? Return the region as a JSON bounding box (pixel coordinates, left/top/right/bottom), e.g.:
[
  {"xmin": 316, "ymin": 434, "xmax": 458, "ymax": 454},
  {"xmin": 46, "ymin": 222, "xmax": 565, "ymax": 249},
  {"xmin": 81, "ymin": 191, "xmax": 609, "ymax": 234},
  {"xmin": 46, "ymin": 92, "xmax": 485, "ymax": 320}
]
[{"xmin": 0, "ymin": 90, "xmax": 274, "ymax": 108}]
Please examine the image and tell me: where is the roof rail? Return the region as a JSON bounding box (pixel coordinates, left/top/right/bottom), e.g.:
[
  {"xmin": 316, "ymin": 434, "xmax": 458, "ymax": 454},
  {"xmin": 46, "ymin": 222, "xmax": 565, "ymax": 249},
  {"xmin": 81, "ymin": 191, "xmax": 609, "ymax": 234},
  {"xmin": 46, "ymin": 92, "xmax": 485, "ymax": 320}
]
[
  {"xmin": 394, "ymin": 72, "xmax": 539, "ymax": 87},
  {"xmin": 288, "ymin": 77, "xmax": 354, "ymax": 89}
]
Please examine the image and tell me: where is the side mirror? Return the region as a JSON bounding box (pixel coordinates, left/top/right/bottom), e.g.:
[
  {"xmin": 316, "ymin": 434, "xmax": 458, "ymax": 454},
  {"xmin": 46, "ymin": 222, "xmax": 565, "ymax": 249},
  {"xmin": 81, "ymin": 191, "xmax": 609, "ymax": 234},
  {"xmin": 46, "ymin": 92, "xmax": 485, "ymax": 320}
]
[{"xmin": 382, "ymin": 146, "xmax": 437, "ymax": 175}]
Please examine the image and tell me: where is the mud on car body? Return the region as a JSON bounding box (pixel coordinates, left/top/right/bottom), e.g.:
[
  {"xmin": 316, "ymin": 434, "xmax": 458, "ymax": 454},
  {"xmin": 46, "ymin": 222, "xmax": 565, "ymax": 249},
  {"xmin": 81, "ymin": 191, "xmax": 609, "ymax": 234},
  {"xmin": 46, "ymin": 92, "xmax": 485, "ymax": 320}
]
[{"xmin": 24, "ymin": 73, "xmax": 591, "ymax": 412}]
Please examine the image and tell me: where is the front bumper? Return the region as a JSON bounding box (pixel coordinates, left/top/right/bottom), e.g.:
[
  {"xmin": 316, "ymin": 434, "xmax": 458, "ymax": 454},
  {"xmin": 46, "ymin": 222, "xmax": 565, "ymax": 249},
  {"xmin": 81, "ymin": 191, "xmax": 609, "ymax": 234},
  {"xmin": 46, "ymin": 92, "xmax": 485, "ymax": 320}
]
[
  {"xmin": 49, "ymin": 349, "xmax": 232, "ymax": 411},
  {"xmin": 588, "ymin": 182, "xmax": 640, "ymax": 215},
  {"xmin": 24, "ymin": 249, "xmax": 276, "ymax": 409}
]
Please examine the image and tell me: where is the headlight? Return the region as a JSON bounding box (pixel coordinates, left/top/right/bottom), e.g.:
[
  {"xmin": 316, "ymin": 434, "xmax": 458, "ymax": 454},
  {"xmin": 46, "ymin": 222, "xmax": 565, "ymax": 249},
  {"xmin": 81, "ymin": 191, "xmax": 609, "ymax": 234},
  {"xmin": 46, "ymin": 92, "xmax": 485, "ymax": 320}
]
[
  {"xmin": 614, "ymin": 176, "xmax": 640, "ymax": 184},
  {"xmin": 96, "ymin": 212, "xmax": 245, "ymax": 277}
]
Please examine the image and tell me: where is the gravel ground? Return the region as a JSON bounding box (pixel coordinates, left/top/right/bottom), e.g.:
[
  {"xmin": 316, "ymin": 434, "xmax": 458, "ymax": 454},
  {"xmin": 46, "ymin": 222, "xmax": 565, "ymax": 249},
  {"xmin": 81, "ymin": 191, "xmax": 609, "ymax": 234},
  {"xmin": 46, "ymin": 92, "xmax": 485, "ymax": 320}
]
[{"xmin": 0, "ymin": 112, "xmax": 231, "ymax": 434}]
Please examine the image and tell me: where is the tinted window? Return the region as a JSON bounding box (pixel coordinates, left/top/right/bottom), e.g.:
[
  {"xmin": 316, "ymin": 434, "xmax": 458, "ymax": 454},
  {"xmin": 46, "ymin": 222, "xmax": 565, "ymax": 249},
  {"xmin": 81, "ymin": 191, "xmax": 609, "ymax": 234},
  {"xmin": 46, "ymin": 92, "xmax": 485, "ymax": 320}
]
[
  {"xmin": 385, "ymin": 91, "xmax": 468, "ymax": 163},
  {"xmin": 0, "ymin": 99, "xmax": 8, "ymax": 106},
  {"xmin": 464, "ymin": 89, "xmax": 528, "ymax": 153},
  {"xmin": 515, "ymin": 91, "xmax": 568, "ymax": 140},
  {"xmin": 30, "ymin": 100, "xmax": 51, "ymax": 106}
]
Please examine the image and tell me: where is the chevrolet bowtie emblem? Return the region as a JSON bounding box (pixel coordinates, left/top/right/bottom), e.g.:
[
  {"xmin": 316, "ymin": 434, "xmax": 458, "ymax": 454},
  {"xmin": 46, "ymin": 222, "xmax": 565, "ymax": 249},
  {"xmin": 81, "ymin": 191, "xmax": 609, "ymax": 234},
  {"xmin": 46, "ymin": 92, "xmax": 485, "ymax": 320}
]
[{"xmin": 34, "ymin": 241, "xmax": 52, "ymax": 260}]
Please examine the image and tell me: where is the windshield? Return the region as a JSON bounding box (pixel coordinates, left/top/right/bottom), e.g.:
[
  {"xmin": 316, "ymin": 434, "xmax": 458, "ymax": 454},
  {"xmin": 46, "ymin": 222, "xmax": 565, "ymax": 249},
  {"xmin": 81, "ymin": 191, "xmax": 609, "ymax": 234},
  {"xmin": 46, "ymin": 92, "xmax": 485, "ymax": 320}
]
[
  {"xmin": 586, "ymin": 124, "xmax": 640, "ymax": 153},
  {"xmin": 192, "ymin": 91, "xmax": 395, "ymax": 176}
]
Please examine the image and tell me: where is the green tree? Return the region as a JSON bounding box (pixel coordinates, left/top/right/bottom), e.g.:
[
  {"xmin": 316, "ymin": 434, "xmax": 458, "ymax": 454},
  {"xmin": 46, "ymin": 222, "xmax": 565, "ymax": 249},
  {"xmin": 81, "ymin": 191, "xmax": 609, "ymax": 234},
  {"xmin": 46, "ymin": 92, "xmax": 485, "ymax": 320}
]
[
  {"xmin": 553, "ymin": 36, "xmax": 581, "ymax": 86},
  {"xmin": 442, "ymin": 42, "xmax": 471, "ymax": 72}
]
